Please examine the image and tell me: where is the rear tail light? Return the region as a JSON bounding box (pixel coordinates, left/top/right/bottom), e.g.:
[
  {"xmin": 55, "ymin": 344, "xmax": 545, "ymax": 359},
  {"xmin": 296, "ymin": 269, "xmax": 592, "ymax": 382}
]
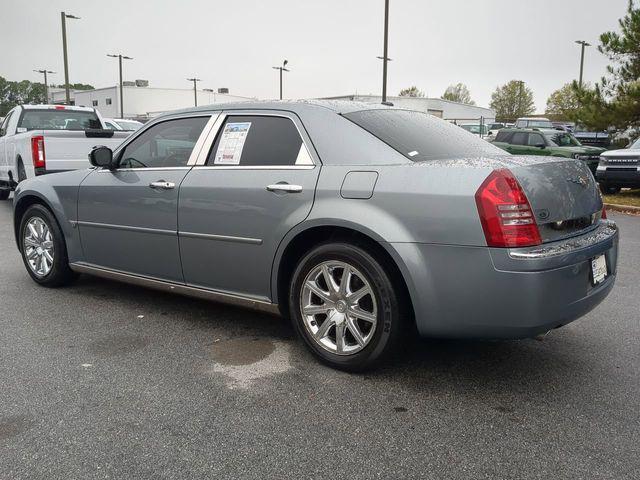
[
  {"xmin": 601, "ymin": 205, "xmax": 607, "ymax": 219},
  {"xmin": 31, "ymin": 135, "xmax": 46, "ymax": 169},
  {"xmin": 475, "ymin": 169, "xmax": 542, "ymax": 247}
]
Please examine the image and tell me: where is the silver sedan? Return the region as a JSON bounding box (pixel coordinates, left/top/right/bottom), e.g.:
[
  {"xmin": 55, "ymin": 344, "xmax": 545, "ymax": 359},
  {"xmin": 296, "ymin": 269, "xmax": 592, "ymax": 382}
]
[{"xmin": 11, "ymin": 101, "xmax": 618, "ymax": 370}]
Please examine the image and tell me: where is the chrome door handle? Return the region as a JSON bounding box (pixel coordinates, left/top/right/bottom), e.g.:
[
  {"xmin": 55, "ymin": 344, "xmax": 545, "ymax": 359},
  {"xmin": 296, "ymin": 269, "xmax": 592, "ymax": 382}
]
[
  {"xmin": 149, "ymin": 181, "xmax": 175, "ymax": 190},
  {"xmin": 266, "ymin": 184, "xmax": 303, "ymax": 193}
]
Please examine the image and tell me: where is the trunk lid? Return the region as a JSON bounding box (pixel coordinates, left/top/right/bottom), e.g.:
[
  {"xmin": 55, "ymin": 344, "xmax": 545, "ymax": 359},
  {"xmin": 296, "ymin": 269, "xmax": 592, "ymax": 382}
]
[{"xmin": 507, "ymin": 156, "xmax": 603, "ymax": 242}]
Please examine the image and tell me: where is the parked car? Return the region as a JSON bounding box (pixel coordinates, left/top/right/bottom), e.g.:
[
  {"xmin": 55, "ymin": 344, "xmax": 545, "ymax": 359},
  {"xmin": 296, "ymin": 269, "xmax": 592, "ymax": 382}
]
[
  {"xmin": 459, "ymin": 123, "xmax": 489, "ymax": 137},
  {"xmin": 12, "ymin": 101, "xmax": 618, "ymax": 370},
  {"xmin": 0, "ymin": 105, "xmax": 129, "ymax": 200},
  {"xmin": 103, "ymin": 118, "xmax": 144, "ymax": 132},
  {"xmin": 596, "ymin": 137, "xmax": 640, "ymax": 194},
  {"xmin": 574, "ymin": 130, "xmax": 611, "ymax": 149},
  {"xmin": 491, "ymin": 128, "xmax": 606, "ymax": 175},
  {"xmin": 514, "ymin": 117, "xmax": 554, "ymax": 129}
]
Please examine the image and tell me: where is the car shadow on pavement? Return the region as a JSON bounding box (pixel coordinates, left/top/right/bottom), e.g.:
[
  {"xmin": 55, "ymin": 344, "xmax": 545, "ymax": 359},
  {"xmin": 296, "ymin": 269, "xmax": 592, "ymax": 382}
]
[{"xmin": 69, "ymin": 272, "xmax": 598, "ymax": 397}]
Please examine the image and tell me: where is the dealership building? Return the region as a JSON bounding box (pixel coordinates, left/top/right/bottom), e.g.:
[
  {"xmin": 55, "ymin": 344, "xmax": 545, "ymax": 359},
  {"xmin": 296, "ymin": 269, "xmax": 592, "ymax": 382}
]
[
  {"xmin": 49, "ymin": 82, "xmax": 254, "ymax": 120},
  {"xmin": 321, "ymin": 94, "xmax": 495, "ymax": 124}
]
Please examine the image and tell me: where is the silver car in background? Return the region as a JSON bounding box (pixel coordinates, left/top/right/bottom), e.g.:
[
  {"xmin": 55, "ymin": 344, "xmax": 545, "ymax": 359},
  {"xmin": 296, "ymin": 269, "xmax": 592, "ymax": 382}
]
[{"xmin": 12, "ymin": 101, "xmax": 618, "ymax": 370}]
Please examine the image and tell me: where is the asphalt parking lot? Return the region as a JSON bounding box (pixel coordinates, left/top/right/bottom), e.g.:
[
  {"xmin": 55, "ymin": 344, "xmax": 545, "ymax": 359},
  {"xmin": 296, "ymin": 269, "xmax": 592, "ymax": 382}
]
[{"xmin": 1, "ymin": 199, "xmax": 638, "ymax": 480}]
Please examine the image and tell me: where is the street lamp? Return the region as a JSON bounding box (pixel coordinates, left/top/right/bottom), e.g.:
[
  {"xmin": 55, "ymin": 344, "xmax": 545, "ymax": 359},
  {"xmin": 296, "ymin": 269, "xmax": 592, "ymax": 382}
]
[
  {"xmin": 33, "ymin": 69, "xmax": 55, "ymax": 104},
  {"xmin": 107, "ymin": 54, "xmax": 133, "ymax": 119},
  {"xmin": 60, "ymin": 12, "xmax": 80, "ymax": 105},
  {"xmin": 377, "ymin": 0, "xmax": 391, "ymax": 103},
  {"xmin": 575, "ymin": 40, "xmax": 591, "ymax": 89},
  {"xmin": 272, "ymin": 60, "xmax": 289, "ymax": 100},
  {"xmin": 187, "ymin": 78, "xmax": 201, "ymax": 106}
]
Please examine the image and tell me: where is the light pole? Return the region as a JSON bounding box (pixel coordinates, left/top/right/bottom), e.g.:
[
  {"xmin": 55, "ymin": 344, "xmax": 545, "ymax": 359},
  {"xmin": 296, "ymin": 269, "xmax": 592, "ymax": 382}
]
[
  {"xmin": 575, "ymin": 40, "xmax": 591, "ymax": 89},
  {"xmin": 34, "ymin": 69, "xmax": 55, "ymax": 103},
  {"xmin": 187, "ymin": 78, "xmax": 201, "ymax": 106},
  {"xmin": 107, "ymin": 54, "xmax": 133, "ymax": 118},
  {"xmin": 377, "ymin": 0, "xmax": 391, "ymax": 103},
  {"xmin": 272, "ymin": 60, "xmax": 289, "ymax": 100},
  {"xmin": 60, "ymin": 12, "xmax": 80, "ymax": 105}
]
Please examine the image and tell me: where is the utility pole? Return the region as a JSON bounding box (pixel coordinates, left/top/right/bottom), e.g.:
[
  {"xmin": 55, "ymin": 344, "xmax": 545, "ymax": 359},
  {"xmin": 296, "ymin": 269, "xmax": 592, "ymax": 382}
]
[
  {"xmin": 377, "ymin": 0, "xmax": 391, "ymax": 103},
  {"xmin": 272, "ymin": 60, "xmax": 289, "ymax": 100},
  {"xmin": 60, "ymin": 12, "xmax": 80, "ymax": 105},
  {"xmin": 34, "ymin": 69, "xmax": 55, "ymax": 103},
  {"xmin": 575, "ymin": 40, "xmax": 591, "ymax": 89},
  {"xmin": 516, "ymin": 80, "xmax": 525, "ymax": 119},
  {"xmin": 107, "ymin": 54, "xmax": 133, "ymax": 118},
  {"xmin": 187, "ymin": 78, "xmax": 201, "ymax": 106}
]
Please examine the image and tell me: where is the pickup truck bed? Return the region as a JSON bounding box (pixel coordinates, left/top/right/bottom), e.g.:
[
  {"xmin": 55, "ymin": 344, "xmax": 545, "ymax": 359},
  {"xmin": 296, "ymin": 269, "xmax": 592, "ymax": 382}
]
[{"xmin": 0, "ymin": 105, "xmax": 129, "ymax": 195}]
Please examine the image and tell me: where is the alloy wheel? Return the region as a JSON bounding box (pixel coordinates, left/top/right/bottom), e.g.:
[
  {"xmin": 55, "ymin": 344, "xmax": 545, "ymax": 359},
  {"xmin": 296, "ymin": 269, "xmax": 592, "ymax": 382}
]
[
  {"xmin": 23, "ymin": 217, "xmax": 55, "ymax": 277},
  {"xmin": 300, "ymin": 260, "xmax": 378, "ymax": 355}
]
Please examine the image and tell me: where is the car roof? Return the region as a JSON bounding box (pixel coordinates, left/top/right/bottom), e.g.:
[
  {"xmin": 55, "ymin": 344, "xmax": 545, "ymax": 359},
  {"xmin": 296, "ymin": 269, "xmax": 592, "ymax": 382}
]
[{"xmin": 157, "ymin": 99, "xmax": 392, "ymax": 120}]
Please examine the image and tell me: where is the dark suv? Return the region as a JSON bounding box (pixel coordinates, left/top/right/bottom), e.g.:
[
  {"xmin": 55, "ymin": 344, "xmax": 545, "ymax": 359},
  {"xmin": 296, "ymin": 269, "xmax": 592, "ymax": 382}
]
[{"xmin": 491, "ymin": 128, "xmax": 606, "ymax": 174}]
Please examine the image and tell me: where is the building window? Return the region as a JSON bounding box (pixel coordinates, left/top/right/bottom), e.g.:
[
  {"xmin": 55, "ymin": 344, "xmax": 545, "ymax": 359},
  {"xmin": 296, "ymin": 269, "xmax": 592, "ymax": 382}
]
[
  {"xmin": 92, "ymin": 100, "xmax": 98, "ymax": 107},
  {"xmin": 106, "ymin": 98, "xmax": 112, "ymax": 105}
]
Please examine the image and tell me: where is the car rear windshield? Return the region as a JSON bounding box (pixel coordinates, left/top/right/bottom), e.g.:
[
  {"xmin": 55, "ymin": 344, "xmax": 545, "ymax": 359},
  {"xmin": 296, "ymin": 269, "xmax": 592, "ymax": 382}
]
[
  {"xmin": 343, "ymin": 109, "xmax": 505, "ymax": 161},
  {"xmin": 19, "ymin": 109, "xmax": 102, "ymax": 131}
]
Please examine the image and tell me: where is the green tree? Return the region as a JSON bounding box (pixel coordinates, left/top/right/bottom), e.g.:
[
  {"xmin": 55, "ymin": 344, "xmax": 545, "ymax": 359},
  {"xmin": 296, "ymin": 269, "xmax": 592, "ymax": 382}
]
[
  {"xmin": 546, "ymin": 82, "xmax": 586, "ymax": 119},
  {"xmin": 489, "ymin": 80, "xmax": 535, "ymax": 121},
  {"xmin": 574, "ymin": 0, "xmax": 640, "ymax": 130},
  {"xmin": 398, "ymin": 86, "xmax": 424, "ymax": 97},
  {"xmin": 56, "ymin": 82, "xmax": 95, "ymax": 91},
  {"xmin": 441, "ymin": 83, "xmax": 475, "ymax": 105},
  {"xmin": 0, "ymin": 77, "xmax": 46, "ymax": 115}
]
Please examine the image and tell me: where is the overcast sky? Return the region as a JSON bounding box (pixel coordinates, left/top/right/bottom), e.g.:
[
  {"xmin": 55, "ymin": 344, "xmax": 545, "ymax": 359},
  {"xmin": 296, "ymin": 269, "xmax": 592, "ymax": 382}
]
[{"xmin": 0, "ymin": 0, "xmax": 630, "ymax": 111}]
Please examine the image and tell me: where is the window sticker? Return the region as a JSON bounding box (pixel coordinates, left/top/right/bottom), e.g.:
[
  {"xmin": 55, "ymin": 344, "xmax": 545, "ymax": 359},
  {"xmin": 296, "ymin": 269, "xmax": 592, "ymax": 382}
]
[{"xmin": 214, "ymin": 122, "xmax": 252, "ymax": 165}]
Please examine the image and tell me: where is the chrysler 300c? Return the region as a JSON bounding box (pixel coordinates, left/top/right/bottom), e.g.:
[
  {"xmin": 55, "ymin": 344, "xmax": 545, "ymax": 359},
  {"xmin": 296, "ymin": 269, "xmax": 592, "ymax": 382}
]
[{"xmin": 13, "ymin": 101, "xmax": 618, "ymax": 370}]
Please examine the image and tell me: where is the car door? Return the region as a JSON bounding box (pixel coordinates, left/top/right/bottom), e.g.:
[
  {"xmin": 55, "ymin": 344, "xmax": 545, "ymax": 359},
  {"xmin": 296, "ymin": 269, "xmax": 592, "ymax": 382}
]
[
  {"xmin": 77, "ymin": 114, "xmax": 216, "ymax": 282},
  {"xmin": 505, "ymin": 131, "xmax": 529, "ymax": 154},
  {"xmin": 178, "ymin": 111, "xmax": 320, "ymax": 302},
  {"xmin": 526, "ymin": 132, "xmax": 548, "ymax": 156}
]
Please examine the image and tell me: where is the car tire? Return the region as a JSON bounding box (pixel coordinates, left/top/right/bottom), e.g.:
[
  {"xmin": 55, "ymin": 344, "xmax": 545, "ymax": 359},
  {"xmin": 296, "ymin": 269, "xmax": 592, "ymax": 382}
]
[
  {"xmin": 289, "ymin": 242, "xmax": 403, "ymax": 371},
  {"xmin": 19, "ymin": 204, "xmax": 76, "ymax": 287},
  {"xmin": 601, "ymin": 184, "xmax": 621, "ymax": 195},
  {"xmin": 0, "ymin": 189, "xmax": 9, "ymax": 201}
]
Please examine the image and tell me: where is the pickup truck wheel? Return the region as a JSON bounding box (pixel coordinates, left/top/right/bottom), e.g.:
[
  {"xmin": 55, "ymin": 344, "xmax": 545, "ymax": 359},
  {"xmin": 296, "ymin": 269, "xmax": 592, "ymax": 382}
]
[
  {"xmin": 19, "ymin": 204, "xmax": 76, "ymax": 287},
  {"xmin": 289, "ymin": 242, "xmax": 402, "ymax": 371}
]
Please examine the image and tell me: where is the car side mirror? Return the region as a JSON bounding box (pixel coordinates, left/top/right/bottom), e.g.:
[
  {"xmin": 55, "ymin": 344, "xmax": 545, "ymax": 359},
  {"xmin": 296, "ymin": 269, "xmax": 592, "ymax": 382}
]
[
  {"xmin": 536, "ymin": 143, "xmax": 545, "ymax": 149},
  {"xmin": 89, "ymin": 146, "xmax": 115, "ymax": 169}
]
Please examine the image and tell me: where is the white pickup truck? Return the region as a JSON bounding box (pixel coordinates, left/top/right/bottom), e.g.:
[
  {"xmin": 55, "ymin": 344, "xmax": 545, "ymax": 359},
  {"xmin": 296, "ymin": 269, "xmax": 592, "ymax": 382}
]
[{"xmin": 0, "ymin": 105, "xmax": 129, "ymax": 200}]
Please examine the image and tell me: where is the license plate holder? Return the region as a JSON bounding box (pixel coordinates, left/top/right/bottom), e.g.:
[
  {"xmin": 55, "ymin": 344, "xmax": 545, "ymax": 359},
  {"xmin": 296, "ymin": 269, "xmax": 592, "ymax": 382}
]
[{"xmin": 591, "ymin": 255, "xmax": 608, "ymax": 286}]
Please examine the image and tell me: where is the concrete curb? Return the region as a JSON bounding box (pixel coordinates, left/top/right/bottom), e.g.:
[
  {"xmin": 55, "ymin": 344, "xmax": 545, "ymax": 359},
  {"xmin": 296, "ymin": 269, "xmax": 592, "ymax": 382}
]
[{"xmin": 604, "ymin": 203, "xmax": 640, "ymax": 215}]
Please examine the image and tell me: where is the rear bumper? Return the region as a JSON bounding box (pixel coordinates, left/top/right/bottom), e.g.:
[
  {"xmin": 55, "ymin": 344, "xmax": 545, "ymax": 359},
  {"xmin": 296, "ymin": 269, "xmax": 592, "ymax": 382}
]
[{"xmin": 392, "ymin": 220, "xmax": 619, "ymax": 339}]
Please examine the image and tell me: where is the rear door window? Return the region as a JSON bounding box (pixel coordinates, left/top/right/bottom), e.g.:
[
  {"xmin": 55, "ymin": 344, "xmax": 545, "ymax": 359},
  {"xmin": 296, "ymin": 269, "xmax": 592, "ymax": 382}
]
[
  {"xmin": 117, "ymin": 116, "xmax": 209, "ymax": 168},
  {"xmin": 206, "ymin": 115, "xmax": 305, "ymax": 167},
  {"xmin": 510, "ymin": 132, "xmax": 528, "ymax": 145}
]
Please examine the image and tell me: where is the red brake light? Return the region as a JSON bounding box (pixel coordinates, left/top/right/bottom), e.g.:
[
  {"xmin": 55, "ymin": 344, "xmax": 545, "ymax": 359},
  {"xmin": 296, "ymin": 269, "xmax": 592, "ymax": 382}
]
[
  {"xmin": 31, "ymin": 135, "xmax": 46, "ymax": 169},
  {"xmin": 601, "ymin": 206, "xmax": 607, "ymax": 219},
  {"xmin": 475, "ymin": 169, "xmax": 541, "ymax": 248},
  {"xmin": 55, "ymin": 105, "xmax": 66, "ymax": 110}
]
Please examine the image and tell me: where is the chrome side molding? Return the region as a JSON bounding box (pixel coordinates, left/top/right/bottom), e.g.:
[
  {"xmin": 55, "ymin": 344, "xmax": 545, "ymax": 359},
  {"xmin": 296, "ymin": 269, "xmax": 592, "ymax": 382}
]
[{"xmin": 69, "ymin": 262, "xmax": 280, "ymax": 315}]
